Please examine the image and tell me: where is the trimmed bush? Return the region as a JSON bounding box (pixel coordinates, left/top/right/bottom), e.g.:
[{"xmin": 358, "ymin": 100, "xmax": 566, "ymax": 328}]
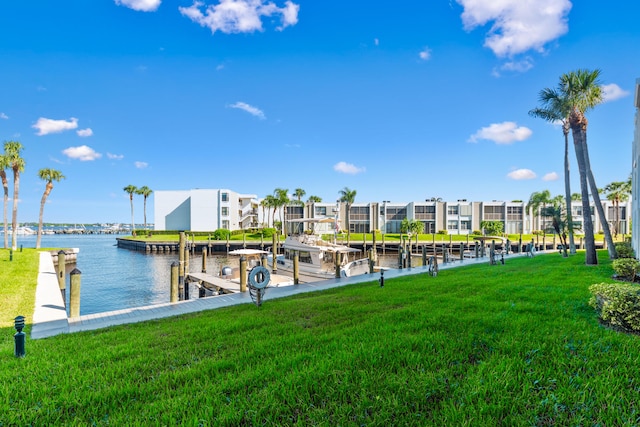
[
  {"xmin": 612, "ymin": 258, "xmax": 640, "ymax": 281},
  {"xmin": 589, "ymin": 282, "xmax": 640, "ymax": 332},
  {"xmin": 615, "ymin": 241, "xmax": 636, "ymax": 259},
  {"xmin": 212, "ymin": 228, "xmax": 231, "ymax": 240}
]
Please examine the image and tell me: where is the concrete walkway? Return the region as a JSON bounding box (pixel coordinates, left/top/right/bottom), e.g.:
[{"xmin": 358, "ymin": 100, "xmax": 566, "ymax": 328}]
[{"xmin": 30, "ymin": 251, "xmax": 528, "ymax": 339}]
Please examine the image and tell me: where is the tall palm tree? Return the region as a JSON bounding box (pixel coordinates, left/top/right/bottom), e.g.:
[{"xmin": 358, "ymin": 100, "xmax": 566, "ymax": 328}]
[
  {"xmin": 293, "ymin": 188, "xmax": 306, "ymax": 202},
  {"xmin": 274, "ymin": 188, "xmax": 290, "ymax": 235},
  {"xmin": 307, "ymin": 195, "xmax": 322, "ymax": 203},
  {"xmin": 136, "ymin": 186, "xmax": 153, "ymax": 232},
  {"xmin": 529, "ymin": 88, "xmax": 577, "ymax": 254},
  {"xmin": 339, "ymin": 187, "xmax": 357, "ymax": 240},
  {"xmin": 36, "ymin": 168, "xmax": 65, "ymax": 249},
  {"xmin": 526, "ymin": 190, "xmax": 552, "ymax": 233},
  {"xmin": 562, "ymin": 69, "xmax": 616, "ymax": 261},
  {"xmin": 542, "ymin": 195, "xmax": 569, "ymax": 257},
  {"xmin": 5, "ymin": 141, "xmax": 25, "ymax": 250},
  {"xmin": 604, "ymin": 180, "xmax": 631, "ymax": 238},
  {"xmin": 0, "ymin": 151, "xmax": 9, "ymax": 249},
  {"xmin": 123, "ymin": 185, "xmax": 138, "ymax": 236}
]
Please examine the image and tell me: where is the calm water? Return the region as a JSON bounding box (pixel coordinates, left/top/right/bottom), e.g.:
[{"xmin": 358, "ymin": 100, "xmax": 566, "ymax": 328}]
[
  {"xmin": 17, "ymin": 233, "xmax": 405, "ymax": 316},
  {"xmin": 17, "ymin": 234, "xmax": 237, "ymax": 316}
]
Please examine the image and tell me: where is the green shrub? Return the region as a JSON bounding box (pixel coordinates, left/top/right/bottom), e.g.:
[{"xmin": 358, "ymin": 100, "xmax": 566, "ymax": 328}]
[
  {"xmin": 612, "ymin": 258, "xmax": 640, "ymax": 281},
  {"xmin": 212, "ymin": 228, "xmax": 231, "ymax": 240},
  {"xmin": 437, "ymin": 230, "xmax": 448, "ymax": 235},
  {"xmin": 471, "ymin": 230, "xmax": 483, "ymax": 236},
  {"xmin": 258, "ymin": 227, "xmax": 276, "ymax": 238},
  {"xmin": 615, "ymin": 241, "xmax": 636, "ymax": 259},
  {"xmin": 589, "ymin": 282, "xmax": 640, "ymax": 332}
]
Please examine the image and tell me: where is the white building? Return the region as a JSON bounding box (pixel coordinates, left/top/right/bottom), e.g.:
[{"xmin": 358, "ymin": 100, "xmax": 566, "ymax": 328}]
[
  {"xmin": 632, "ymin": 78, "xmax": 640, "ymax": 257},
  {"xmin": 154, "ymin": 189, "xmax": 260, "ymax": 232}
]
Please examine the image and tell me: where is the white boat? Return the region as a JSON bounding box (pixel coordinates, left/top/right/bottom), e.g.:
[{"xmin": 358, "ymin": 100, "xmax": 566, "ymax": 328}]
[
  {"xmin": 273, "ymin": 218, "xmax": 372, "ymax": 281},
  {"xmin": 4, "ymin": 226, "xmax": 37, "ymax": 235}
]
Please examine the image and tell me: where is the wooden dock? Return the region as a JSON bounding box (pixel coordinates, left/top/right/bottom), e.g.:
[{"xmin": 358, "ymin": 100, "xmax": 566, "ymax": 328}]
[{"xmin": 185, "ymin": 272, "xmax": 295, "ymax": 294}]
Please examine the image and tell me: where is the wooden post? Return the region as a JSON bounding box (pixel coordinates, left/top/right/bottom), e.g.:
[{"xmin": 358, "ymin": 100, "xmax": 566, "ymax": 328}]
[
  {"xmin": 57, "ymin": 250, "xmax": 66, "ymax": 299},
  {"xmin": 398, "ymin": 246, "xmax": 404, "ymax": 269},
  {"xmin": 505, "ymin": 239, "xmax": 510, "ymax": 255},
  {"xmin": 368, "ymin": 249, "xmax": 375, "ymax": 273},
  {"xmin": 69, "ymin": 268, "xmax": 81, "ymax": 318},
  {"xmin": 407, "ymin": 244, "xmax": 412, "ymax": 268},
  {"xmin": 271, "ymin": 233, "xmax": 278, "ymax": 273},
  {"xmin": 243, "ymin": 231, "xmax": 246, "ymax": 248},
  {"xmin": 422, "ymin": 245, "xmax": 427, "ymax": 266},
  {"xmin": 170, "ymin": 261, "xmax": 178, "ymax": 303},
  {"xmin": 382, "ymin": 233, "xmax": 386, "ymax": 255},
  {"xmin": 293, "ymin": 253, "xmax": 299, "ymax": 285},
  {"xmin": 543, "ymin": 234, "xmax": 546, "ymax": 251},
  {"xmin": 261, "ymin": 254, "xmax": 268, "ymax": 268},
  {"xmin": 201, "ymin": 247, "xmax": 207, "ymax": 273},
  {"xmin": 240, "ymin": 256, "xmax": 247, "ymax": 292},
  {"xmin": 184, "ymin": 243, "xmax": 190, "ymax": 300},
  {"xmin": 372, "ymin": 232, "xmax": 377, "ymax": 261},
  {"xmin": 460, "ymin": 242, "xmax": 464, "ymax": 261},
  {"xmin": 260, "ymin": 234, "xmax": 264, "ymax": 251},
  {"xmin": 335, "ymin": 252, "xmax": 341, "ymax": 278},
  {"xmin": 518, "ymin": 236, "xmax": 522, "ymax": 253},
  {"xmin": 363, "ymin": 232, "xmax": 366, "ymax": 253},
  {"xmin": 179, "ymin": 231, "xmax": 185, "ymax": 300}
]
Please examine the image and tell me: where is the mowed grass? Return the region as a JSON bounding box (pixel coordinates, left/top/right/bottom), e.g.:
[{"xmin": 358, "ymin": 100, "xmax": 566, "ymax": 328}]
[{"xmin": 2, "ymin": 250, "xmax": 640, "ymax": 425}]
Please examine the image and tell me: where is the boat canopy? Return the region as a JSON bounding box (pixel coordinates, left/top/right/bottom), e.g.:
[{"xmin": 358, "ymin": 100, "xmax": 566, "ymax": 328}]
[{"xmin": 228, "ymin": 249, "xmax": 270, "ymax": 255}]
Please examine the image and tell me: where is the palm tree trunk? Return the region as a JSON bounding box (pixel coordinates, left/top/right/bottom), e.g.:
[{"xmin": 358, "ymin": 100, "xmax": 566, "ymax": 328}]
[
  {"xmin": 563, "ymin": 129, "xmax": 576, "ymax": 254},
  {"xmin": 36, "ymin": 185, "xmax": 51, "ymax": 249},
  {"xmin": 572, "ymin": 126, "xmax": 597, "ymax": 265},
  {"xmin": 11, "ymin": 171, "xmax": 19, "ymax": 251},
  {"xmin": 130, "ymin": 196, "xmax": 135, "ymax": 237},
  {"xmin": 143, "ymin": 197, "xmax": 148, "ymax": 231},
  {"xmin": 2, "ymin": 182, "xmax": 7, "ymax": 249},
  {"xmin": 581, "ymin": 133, "xmax": 616, "ymax": 259}
]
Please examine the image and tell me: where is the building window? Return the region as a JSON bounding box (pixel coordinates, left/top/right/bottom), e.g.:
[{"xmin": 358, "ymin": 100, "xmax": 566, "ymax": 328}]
[
  {"xmin": 415, "ymin": 205, "xmax": 436, "ymax": 220},
  {"xmin": 315, "ymin": 206, "xmax": 327, "ymax": 216},
  {"xmin": 459, "ymin": 204, "xmax": 472, "ymax": 216},
  {"xmin": 507, "ymin": 206, "xmax": 523, "ymax": 220},
  {"xmin": 483, "ymin": 205, "xmax": 504, "ymax": 220},
  {"xmin": 447, "ymin": 220, "xmax": 458, "ymax": 230},
  {"xmin": 222, "ymin": 220, "xmax": 229, "ymax": 229},
  {"xmin": 447, "ymin": 205, "xmax": 459, "ymax": 215},
  {"xmin": 349, "ymin": 206, "xmax": 370, "ymax": 221},
  {"xmin": 221, "ymin": 207, "xmax": 229, "ymax": 216},
  {"xmin": 461, "ymin": 220, "xmax": 471, "ymax": 230},
  {"xmin": 221, "ymin": 192, "xmax": 229, "ymax": 202},
  {"xmin": 386, "ymin": 207, "xmax": 407, "ymax": 221}
]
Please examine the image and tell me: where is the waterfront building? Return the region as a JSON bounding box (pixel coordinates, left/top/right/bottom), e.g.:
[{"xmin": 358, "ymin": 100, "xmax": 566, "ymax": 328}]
[
  {"xmin": 154, "ymin": 189, "xmax": 630, "ymax": 237},
  {"xmin": 154, "ymin": 189, "xmax": 260, "ymax": 232},
  {"xmin": 633, "ymin": 78, "xmax": 640, "ymax": 257}
]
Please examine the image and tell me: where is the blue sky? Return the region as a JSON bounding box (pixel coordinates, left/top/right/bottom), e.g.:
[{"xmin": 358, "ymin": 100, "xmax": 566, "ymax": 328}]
[{"xmin": 0, "ymin": 0, "xmax": 638, "ymax": 224}]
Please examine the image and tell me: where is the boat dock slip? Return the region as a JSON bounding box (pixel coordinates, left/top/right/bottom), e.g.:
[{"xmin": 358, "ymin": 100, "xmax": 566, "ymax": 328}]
[{"xmin": 185, "ymin": 272, "xmax": 295, "ymax": 293}]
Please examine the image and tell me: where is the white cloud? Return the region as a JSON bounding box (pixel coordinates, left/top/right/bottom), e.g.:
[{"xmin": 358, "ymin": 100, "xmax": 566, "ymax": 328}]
[
  {"xmin": 542, "ymin": 172, "xmax": 559, "ymax": 181},
  {"xmin": 62, "ymin": 145, "xmax": 102, "ymax": 161},
  {"xmin": 419, "ymin": 47, "xmax": 432, "ymax": 61},
  {"xmin": 601, "ymin": 83, "xmax": 629, "ymax": 103},
  {"xmin": 0, "ymin": 113, "xmax": 8, "ymax": 119},
  {"xmin": 32, "ymin": 117, "xmax": 79, "ymax": 136},
  {"xmin": 374, "ymin": 38, "xmax": 379, "ymax": 46},
  {"xmin": 507, "ymin": 168, "xmax": 536, "ymax": 180},
  {"xmin": 114, "ymin": 0, "xmax": 161, "ymax": 12},
  {"xmin": 135, "ymin": 161, "xmax": 149, "ymax": 169},
  {"xmin": 493, "ymin": 57, "xmax": 534, "ymax": 76},
  {"xmin": 179, "ymin": 0, "xmax": 300, "ymax": 35},
  {"xmin": 107, "ymin": 152, "xmax": 124, "ymax": 160},
  {"xmin": 457, "ymin": 0, "xmax": 572, "ymax": 57},
  {"xmin": 216, "ymin": 64, "xmax": 225, "ymax": 71},
  {"xmin": 333, "ymin": 161, "xmax": 365, "ymax": 175},
  {"xmin": 468, "ymin": 121, "xmax": 532, "ymax": 144},
  {"xmin": 228, "ymin": 101, "xmax": 265, "ymax": 119},
  {"xmin": 77, "ymin": 128, "xmax": 93, "ymax": 137}
]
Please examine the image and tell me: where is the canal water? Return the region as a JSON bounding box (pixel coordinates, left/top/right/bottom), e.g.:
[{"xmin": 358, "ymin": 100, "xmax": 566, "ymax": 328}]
[{"xmin": 16, "ymin": 234, "xmax": 404, "ymax": 316}]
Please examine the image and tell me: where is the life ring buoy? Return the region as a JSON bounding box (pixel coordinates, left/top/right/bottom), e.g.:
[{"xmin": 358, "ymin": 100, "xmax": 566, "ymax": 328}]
[{"xmin": 248, "ymin": 266, "xmax": 270, "ymax": 289}]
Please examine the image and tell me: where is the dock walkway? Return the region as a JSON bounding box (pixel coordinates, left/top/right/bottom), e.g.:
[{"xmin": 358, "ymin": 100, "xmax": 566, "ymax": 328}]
[{"xmin": 30, "ymin": 251, "xmax": 528, "ymax": 339}]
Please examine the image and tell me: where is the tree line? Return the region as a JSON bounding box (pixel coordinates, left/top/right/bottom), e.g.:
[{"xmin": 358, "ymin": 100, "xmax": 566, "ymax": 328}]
[{"xmin": 1, "ymin": 141, "xmax": 64, "ymax": 250}]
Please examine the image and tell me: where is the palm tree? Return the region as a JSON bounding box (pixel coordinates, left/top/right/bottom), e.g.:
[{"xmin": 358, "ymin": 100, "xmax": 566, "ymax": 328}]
[
  {"xmin": 339, "ymin": 187, "xmax": 357, "ymax": 240},
  {"xmin": 36, "ymin": 168, "xmax": 65, "ymax": 249},
  {"xmin": 123, "ymin": 185, "xmax": 138, "ymax": 236},
  {"xmin": 0, "ymin": 151, "xmax": 9, "ymax": 249},
  {"xmin": 530, "ymin": 88, "xmax": 577, "ymax": 254},
  {"xmin": 603, "ymin": 180, "xmax": 631, "ymax": 238},
  {"xmin": 526, "ymin": 190, "xmax": 552, "ymax": 233},
  {"xmin": 562, "ymin": 69, "xmax": 615, "ymax": 263},
  {"xmin": 136, "ymin": 186, "xmax": 153, "ymax": 232},
  {"xmin": 542, "ymin": 195, "xmax": 569, "ymax": 257},
  {"xmin": 307, "ymin": 195, "xmax": 322, "ymax": 203},
  {"xmin": 293, "ymin": 188, "xmax": 306, "ymax": 202},
  {"xmin": 5, "ymin": 141, "xmax": 25, "ymax": 250},
  {"xmin": 274, "ymin": 188, "xmax": 290, "ymax": 235}
]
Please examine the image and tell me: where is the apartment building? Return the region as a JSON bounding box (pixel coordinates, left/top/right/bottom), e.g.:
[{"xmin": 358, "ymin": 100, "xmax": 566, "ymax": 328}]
[{"xmin": 154, "ymin": 189, "xmax": 259, "ymax": 232}]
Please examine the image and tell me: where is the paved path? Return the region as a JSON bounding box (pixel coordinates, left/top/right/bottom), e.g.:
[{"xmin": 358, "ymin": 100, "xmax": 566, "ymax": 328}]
[{"xmin": 30, "ymin": 251, "xmax": 528, "ymax": 339}]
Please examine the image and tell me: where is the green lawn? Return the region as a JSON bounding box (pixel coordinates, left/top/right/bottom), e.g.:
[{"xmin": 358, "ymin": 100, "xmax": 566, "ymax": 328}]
[{"xmin": 2, "ymin": 249, "xmax": 639, "ymax": 425}]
